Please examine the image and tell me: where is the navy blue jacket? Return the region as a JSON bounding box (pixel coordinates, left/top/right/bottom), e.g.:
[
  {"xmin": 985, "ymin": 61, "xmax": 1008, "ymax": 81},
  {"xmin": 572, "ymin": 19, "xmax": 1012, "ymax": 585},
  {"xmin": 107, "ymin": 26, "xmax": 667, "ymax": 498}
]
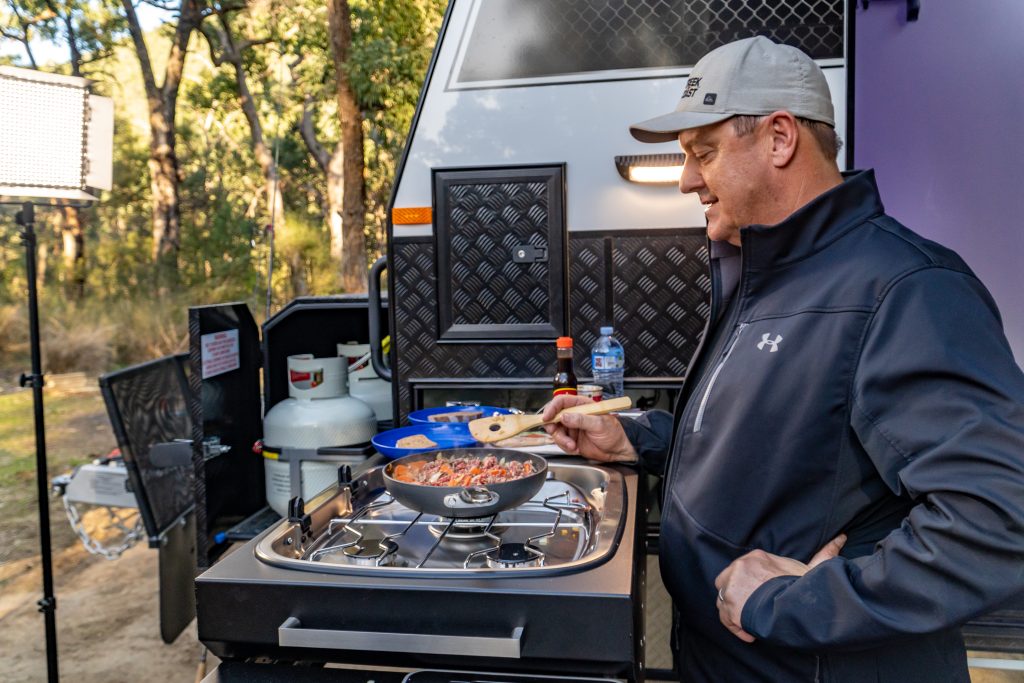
[{"xmin": 623, "ymin": 170, "xmax": 1024, "ymax": 682}]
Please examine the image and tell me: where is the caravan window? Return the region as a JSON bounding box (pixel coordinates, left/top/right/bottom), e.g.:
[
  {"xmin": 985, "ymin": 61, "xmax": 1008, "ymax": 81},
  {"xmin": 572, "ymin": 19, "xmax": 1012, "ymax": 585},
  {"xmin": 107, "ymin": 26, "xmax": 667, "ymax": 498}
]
[{"xmin": 454, "ymin": 0, "xmax": 844, "ymax": 88}]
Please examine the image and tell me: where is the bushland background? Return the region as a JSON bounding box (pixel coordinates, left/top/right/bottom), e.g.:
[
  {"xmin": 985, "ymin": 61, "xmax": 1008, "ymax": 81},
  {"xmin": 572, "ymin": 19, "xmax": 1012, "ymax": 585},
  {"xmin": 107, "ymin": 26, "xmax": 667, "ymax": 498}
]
[
  {"xmin": 0, "ymin": 2, "xmax": 441, "ymax": 679},
  {"xmin": 1, "ymin": 0, "xmax": 444, "ymax": 381}
]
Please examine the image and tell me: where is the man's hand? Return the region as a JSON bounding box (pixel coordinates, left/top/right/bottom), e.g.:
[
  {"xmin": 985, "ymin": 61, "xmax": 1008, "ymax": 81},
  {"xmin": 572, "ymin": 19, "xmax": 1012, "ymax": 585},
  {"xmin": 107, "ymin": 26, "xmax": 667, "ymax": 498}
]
[
  {"xmin": 714, "ymin": 534, "xmax": 847, "ymax": 643},
  {"xmin": 541, "ymin": 395, "xmax": 638, "ymax": 463}
]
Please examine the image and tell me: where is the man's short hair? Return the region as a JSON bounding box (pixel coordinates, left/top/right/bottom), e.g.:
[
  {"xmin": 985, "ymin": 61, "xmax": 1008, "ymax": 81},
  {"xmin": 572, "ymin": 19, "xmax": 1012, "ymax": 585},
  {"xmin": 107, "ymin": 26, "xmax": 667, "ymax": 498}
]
[{"xmin": 731, "ymin": 114, "xmax": 843, "ymax": 161}]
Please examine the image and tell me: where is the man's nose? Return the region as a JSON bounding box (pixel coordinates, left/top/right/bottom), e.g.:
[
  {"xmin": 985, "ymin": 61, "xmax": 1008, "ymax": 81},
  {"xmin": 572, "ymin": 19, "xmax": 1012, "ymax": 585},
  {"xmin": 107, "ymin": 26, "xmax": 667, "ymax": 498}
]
[{"xmin": 679, "ymin": 156, "xmax": 703, "ymax": 195}]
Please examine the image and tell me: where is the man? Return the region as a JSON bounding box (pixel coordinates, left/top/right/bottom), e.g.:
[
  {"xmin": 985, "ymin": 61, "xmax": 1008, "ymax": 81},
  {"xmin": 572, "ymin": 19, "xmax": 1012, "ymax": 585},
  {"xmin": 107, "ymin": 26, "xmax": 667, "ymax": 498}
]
[{"xmin": 544, "ymin": 36, "xmax": 1024, "ymax": 682}]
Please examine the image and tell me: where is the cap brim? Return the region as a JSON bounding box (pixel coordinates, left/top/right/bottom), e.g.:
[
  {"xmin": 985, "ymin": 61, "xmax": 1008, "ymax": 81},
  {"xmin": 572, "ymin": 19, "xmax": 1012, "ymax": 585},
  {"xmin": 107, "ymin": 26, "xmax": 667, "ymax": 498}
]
[{"xmin": 629, "ymin": 110, "xmax": 735, "ymax": 143}]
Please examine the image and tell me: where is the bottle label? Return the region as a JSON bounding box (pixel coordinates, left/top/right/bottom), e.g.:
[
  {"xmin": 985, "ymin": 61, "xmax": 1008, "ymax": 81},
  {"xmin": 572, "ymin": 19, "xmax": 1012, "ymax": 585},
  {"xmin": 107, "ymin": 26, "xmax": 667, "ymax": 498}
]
[
  {"xmin": 592, "ymin": 354, "xmax": 623, "ymax": 370},
  {"xmin": 553, "ymin": 387, "xmax": 578, "ymax": 396}
]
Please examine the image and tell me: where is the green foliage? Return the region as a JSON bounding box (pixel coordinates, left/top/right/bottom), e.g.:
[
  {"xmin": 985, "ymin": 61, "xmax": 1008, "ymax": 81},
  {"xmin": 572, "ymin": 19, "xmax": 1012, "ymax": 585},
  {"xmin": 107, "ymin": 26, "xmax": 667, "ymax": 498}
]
[
  {"xmin": 353, "ymin": 0, "xmax": 445, "ymax": 252},
  {"xmin": 0, "ymin": 0, "xmax": 445, "ymax": 375}
]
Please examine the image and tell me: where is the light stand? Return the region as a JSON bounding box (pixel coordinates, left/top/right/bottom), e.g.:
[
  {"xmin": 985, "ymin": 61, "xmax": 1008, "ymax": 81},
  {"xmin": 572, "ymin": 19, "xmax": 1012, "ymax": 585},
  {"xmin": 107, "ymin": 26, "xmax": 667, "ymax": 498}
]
[
  {"xmin": 15, "ymin": 201, "xmax": 59, "ymax": 683},
  {"xmin": 1, "ymin": 64, "xmax": 113, "ymax": 683}
]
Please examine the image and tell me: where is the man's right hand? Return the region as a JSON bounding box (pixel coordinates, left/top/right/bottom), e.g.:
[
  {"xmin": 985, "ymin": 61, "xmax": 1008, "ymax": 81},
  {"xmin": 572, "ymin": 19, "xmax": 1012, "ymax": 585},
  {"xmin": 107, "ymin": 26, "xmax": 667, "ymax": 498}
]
[{"xmin": 541, "ymin": 395, "xmax": 639, "ymax": 464}]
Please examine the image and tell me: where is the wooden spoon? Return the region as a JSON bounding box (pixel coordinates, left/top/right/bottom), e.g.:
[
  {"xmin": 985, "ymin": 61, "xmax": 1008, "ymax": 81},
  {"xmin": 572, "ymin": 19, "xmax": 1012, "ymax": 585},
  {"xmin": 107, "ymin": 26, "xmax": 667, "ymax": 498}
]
[{"xmin": 468, "ymin": 396, "xmax": 633, "ymax": 444}]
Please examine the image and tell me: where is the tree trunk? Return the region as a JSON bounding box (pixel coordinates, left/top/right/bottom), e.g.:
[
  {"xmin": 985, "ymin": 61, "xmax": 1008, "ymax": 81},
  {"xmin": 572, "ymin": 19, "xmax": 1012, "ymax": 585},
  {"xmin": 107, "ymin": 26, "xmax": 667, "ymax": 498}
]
[
  {"xmin": 298, "ymin": 100, "xmax": 345, "ymax": 274},
  {"xmin": 327, "ymin": 0, "xmax": 368, "ymax": 294},
  {"xmin": 326, "ymin": 147, "xmax": 345, "ymax": 264},
  {"xmin": 148, "ymin": 125, "xmax": 182, "ymax": 273},
  {"xmin": 61, "ymin": 205, "xmax": 85, "ymax": 300},
  {"xmin": 121, "ymin": 0, "xmax": 203, "ymax": 283}
]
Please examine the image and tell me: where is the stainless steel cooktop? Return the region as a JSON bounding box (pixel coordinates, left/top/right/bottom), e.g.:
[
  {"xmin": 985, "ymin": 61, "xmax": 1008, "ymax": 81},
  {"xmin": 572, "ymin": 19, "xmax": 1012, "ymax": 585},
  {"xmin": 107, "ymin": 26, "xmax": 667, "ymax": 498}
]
[{"xmin": 255, "ymin": 460, "xmax": 625, "ymax": 577}]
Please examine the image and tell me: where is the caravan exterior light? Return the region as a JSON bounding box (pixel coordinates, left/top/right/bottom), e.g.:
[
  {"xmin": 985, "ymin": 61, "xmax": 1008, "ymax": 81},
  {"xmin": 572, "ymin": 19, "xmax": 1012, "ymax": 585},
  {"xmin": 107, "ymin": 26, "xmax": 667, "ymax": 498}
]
[
  {"xmin": 0, "ymin": 66, "xmax": 113, "ymax": 202},
  {"xmin": 614, "ymin": 153, "xmax": 685, "ymax": 185},
  {"xmin": 392, "ymin": 206, "xmax": 433, "ymax": 225}
]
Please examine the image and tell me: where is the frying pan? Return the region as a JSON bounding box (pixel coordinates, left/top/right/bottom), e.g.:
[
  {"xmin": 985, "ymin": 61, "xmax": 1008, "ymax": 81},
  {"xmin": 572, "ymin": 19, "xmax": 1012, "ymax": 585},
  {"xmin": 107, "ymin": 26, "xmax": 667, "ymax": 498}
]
[{"xmin": 382, "ymin": 448, "xmax": 547, "ymax": 518}]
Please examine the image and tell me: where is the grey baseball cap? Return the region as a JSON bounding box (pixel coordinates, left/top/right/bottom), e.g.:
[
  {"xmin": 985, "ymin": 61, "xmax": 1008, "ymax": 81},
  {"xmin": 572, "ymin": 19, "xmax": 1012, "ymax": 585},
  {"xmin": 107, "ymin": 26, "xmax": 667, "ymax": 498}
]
[{"xmin": 629, "ymin": 36, "xmax": 835, "ymax": 143}]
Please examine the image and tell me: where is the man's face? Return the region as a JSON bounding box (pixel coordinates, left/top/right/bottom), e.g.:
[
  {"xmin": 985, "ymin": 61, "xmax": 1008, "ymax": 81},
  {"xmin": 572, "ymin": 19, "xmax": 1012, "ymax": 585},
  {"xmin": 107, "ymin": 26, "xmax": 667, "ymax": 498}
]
[{"xmin": 677, "ymin": 119, "xmax": 773, "ymax": 246}]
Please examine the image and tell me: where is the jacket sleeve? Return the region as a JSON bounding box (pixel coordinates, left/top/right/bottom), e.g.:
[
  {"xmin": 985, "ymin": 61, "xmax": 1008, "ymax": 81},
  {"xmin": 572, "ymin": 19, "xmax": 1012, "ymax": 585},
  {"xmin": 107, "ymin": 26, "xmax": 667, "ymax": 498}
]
[
  {"xmin": 741, "ymin": 266, "xmax": 1024, "ymax": 649},
  {"xmin": 619, "ymin": 409, "xmax": 674, "ymax": 475}
]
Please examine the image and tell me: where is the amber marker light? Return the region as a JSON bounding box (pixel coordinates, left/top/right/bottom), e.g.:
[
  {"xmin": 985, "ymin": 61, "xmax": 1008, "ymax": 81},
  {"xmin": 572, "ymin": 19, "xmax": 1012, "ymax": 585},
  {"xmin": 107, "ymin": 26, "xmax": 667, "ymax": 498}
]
[
  {"xmin": 614, "ymin": 153, "xmax": 685, "ymax": 185},
  {"xmin": 392, "ymin": 207, "xmax": 432, "ymax": 225}
]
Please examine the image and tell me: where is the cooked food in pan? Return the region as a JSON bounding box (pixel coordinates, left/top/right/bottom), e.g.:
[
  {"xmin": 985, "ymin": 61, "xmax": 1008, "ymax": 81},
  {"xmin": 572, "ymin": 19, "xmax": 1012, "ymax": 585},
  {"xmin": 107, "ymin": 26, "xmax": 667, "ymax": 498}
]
[
  {"xmin": 395, "ymin": 434, "xmax": 438, "ymax": 449},
  {"xmin": 391, "ymin": 453, "xmax": 535, "ymax": 487}
]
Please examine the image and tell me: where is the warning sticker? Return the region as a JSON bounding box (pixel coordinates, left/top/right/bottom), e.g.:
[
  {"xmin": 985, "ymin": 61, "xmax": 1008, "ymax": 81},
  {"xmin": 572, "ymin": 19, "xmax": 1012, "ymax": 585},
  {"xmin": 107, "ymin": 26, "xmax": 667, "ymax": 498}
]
[{"xmin": 200, "ymin": 329, "xmax": 240, "ymax": 379}]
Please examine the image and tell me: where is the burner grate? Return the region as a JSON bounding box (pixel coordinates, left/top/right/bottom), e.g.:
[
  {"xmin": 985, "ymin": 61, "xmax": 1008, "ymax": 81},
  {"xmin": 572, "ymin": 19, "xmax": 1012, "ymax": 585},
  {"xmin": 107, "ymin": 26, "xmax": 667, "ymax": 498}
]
[
  {"xmin": 305, "ymin": 487, "xmax": 592, "ymax": 571},
  {"xmin": 310, "ymin": 494, "xmax": 423, "ymax": 568},
  {"xmin": 466, "ymin": 491, "xmax": 588, "ymax": 569}
]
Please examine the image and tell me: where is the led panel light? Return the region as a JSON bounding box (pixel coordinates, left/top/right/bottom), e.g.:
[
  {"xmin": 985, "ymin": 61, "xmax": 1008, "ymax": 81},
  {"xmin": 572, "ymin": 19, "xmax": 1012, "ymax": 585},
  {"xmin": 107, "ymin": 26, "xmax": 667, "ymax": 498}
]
[
  {"xmin": 0, "ymin": 65, "xmax": 113, "ymax": 201},
  {"xmin": 614, "ymin": 153, "xmax": 685, "ymax": 185}
]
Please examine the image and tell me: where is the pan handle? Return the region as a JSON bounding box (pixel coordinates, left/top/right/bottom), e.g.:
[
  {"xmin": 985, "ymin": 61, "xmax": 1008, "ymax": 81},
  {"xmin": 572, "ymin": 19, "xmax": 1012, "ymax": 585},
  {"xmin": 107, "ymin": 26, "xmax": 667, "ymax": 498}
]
[{"xmin": 279, "ymin": 617, "xmax": 523, "ymax": 658}]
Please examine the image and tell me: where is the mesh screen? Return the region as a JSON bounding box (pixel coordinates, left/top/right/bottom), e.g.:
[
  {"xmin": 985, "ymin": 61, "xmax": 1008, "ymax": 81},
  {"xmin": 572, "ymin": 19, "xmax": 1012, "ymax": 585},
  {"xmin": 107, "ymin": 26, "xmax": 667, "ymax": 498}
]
[
  {"xmin": 103, "ymin": 355, "xmax": 193, "ymax": 534},
  {"xmin": 458, "ymin": 0, "xmax": 843, "ymax": 83}
]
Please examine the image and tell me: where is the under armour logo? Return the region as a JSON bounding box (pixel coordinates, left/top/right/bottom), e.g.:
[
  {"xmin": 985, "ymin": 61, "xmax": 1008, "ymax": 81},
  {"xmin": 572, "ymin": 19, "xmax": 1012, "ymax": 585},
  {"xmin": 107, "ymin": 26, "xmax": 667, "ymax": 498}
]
[{"xmin": 757, "ymin": 333, "xmax": 783, "ymax": 352}]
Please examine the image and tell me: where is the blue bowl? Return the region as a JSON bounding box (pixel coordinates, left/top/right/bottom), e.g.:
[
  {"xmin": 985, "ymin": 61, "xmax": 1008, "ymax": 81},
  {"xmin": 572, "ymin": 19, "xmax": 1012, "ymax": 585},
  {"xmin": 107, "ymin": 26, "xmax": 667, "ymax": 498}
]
[
  {"xmin": 371, "ymin": 423, "xmax": 478, "ymax": 459},
  {"xmin": 407, "ymin": 405, "xmax": 514, "ymax": 425}
]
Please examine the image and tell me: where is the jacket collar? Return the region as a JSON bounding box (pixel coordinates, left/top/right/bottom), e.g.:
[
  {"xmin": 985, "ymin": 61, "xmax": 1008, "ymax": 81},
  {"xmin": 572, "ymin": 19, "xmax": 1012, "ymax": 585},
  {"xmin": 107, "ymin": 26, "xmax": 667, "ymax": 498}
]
[{"xmin": 733, "ymin": 169, "xmax": 885, "ymax": 271}]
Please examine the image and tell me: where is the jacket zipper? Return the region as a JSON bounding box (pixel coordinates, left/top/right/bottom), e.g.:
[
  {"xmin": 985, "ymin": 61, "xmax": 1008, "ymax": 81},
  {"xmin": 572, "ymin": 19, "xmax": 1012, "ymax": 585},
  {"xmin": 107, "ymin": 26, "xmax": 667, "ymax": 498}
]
[
  {"xmin": 663, "ymin": 241, "xmax": 744, "ymax": 489},
  {"xmin": 693, "ymin": 323, "xmax": 747, "ymax": 433}
]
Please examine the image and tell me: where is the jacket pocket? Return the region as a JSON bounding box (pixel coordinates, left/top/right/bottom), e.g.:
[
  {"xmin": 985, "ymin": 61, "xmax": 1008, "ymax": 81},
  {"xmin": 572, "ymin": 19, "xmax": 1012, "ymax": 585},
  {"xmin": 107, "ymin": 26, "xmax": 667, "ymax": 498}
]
[{"xmin": 693, "ymin": 323, "xmax": 747, "ymax": 432}]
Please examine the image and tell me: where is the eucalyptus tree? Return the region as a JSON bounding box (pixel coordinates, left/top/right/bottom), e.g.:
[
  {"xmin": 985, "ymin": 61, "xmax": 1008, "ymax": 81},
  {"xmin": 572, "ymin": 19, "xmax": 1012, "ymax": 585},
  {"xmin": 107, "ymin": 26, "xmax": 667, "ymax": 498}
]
[
  {"xmin": 288, "ymin": 0, "xmax": 443, "ymax": 292},
  {"xmin": 199, "ymin": 0, "xmax": 311, "ymax": 295},
  {"xmin": 1, "ymin": 0, "xmax": 48, "ymax": 67},
  {"xmin": 120, "ymin": 0, "xmax": 207, "ymax": 282}
]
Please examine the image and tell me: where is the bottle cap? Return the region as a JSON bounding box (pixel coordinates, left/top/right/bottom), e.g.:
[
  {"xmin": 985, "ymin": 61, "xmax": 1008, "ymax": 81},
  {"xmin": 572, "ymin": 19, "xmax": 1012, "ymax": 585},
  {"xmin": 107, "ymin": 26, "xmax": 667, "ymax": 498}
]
[
  {"xmin": 600, "ymin": 326, "xmax": 614, "ymax": 336},
  {"xmin": 556, "ymin": 336, "xmax": 574, "ymax": 348}
]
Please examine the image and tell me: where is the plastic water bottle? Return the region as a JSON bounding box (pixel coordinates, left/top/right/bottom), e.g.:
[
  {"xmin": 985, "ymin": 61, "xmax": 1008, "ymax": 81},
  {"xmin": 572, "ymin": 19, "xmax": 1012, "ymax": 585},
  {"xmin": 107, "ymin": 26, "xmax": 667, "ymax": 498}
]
[{"xmin": 591, "ymin": 326, "xmax": 625, "ymax": 398}]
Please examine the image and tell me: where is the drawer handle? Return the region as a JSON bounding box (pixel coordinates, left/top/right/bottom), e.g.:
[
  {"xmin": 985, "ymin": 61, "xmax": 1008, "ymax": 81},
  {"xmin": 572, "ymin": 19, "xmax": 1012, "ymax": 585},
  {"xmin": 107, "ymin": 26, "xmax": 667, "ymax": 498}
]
[{"xmin": 278, "ymin": 617, "xmax": 524, "ymax": 659}]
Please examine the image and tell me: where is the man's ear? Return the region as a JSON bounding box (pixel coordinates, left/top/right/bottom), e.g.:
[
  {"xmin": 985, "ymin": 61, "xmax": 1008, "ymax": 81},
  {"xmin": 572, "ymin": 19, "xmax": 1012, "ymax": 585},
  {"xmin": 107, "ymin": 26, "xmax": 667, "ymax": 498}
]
[{"xmin": 765, "ymin": 111, "xmax": 799, "ymax": 168}]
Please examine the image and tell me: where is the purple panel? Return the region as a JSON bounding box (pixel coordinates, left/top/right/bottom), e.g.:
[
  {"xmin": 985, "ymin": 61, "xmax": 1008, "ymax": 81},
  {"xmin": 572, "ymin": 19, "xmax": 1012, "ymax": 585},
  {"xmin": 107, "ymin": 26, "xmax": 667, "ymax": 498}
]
[{"xmin": 854, "ymin": 1, "xmax": 1024, "ymax": 363}]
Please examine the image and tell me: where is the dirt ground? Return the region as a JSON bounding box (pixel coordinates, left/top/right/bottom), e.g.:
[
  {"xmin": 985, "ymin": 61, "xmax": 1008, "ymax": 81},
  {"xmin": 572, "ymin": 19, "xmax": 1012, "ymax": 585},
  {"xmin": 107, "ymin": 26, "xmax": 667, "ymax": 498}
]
[
  {"xmin": 0, "ymin": 541, "xmax": 207, "ymax": 682},
  {"xmin": 0, "ymin": 384, "xmax": 207, "ymax": 682}
]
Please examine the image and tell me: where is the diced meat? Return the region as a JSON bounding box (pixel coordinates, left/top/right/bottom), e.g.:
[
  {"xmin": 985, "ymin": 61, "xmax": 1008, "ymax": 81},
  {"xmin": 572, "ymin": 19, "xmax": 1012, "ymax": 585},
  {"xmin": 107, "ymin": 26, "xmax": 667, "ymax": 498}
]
[{"xmin": 391, "ymin": 454, "xmax": 535, "ymax": 487}]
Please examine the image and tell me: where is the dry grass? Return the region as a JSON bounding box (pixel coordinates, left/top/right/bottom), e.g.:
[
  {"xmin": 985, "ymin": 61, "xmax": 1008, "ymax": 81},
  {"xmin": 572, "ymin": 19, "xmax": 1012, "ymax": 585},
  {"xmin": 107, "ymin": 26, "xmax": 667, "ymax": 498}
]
[
  {"xmin": 42, "ymin": 314, "xmax": 115, "ymax": 375},
  {"xmin": 106, "ymin": 299, "xmax": 189, "ymax": 364},
  {"xmin": 1, "ymin": 298, "xmax": 189, "ymax": 379}
]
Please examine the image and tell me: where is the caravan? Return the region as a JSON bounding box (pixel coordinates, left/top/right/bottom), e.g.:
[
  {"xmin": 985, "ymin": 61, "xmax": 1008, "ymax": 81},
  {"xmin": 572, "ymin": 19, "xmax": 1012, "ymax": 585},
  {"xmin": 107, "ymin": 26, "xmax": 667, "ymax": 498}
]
[{"xmin": 373, "ymin": 0, "xmax": 850, "ymax": 420}]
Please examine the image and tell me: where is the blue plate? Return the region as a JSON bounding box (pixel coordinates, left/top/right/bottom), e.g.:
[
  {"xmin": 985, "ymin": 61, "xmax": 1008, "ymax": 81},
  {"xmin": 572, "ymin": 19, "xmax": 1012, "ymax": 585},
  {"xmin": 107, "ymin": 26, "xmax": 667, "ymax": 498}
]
[
  {"xmin": 407, "ymin": 405, "xmax": 514, "ymax": 425},
  {"xmin": 372, "ymin": 423, "xmax": 478, "ymax": 459}
]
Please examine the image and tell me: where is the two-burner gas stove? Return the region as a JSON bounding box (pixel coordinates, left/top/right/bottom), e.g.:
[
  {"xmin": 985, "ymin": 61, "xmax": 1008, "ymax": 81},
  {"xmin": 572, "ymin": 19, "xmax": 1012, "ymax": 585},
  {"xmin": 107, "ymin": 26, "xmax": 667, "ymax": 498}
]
[{"xmin": 196, "ymin": 456, "xmax": 647, "ymax": 682}]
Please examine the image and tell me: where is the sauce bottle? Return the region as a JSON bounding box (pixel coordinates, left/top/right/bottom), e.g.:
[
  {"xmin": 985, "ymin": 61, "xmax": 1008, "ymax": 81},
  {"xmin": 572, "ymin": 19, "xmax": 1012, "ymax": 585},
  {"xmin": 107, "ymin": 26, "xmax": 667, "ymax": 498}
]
[{"xmin": 553, "ymin": 336, "xmax": 578, "ymax": 396}]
